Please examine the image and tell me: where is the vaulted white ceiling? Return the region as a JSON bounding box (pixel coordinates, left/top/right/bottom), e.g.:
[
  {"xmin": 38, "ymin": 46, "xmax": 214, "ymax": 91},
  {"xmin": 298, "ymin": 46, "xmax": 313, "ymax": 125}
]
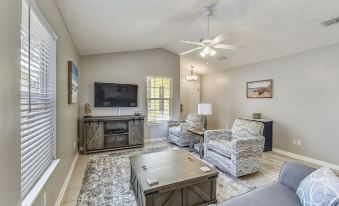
[{"xmin": 56, "ymin": 0, "xmax": 339, "ymax": 74}]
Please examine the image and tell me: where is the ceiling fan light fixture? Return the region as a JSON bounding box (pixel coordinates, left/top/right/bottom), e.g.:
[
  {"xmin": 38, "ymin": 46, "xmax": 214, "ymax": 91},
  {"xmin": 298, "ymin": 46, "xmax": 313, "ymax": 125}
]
[
  {"xmin": 200, "ymin": 47, "xmax": 216, "ymax": 57},
  {"xmin": 179, "ymin": 6, "xmax": 238, "ymax": 58},
  {"xmin": 210, "ymin": 49, "xmax": 216, "ymax": 56},
  {"xmin": 200, "ymin": 51, "xmax": 207, "ymax": 57}
]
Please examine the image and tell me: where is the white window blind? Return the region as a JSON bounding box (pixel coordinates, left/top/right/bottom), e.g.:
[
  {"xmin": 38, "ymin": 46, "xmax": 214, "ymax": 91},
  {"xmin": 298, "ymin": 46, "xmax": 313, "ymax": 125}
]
[
  {"xmin": 21, "ymin": 0, "xmax": 57, "ymax": 199},
  {"xmin": 147, "ymin": 77, "xmax": 172, "ymax": 122}
]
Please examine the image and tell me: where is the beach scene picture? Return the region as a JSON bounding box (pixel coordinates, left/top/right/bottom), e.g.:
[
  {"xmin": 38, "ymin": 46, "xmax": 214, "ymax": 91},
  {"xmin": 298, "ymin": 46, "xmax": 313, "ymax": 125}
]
[
  {"xmin": 247, "ymin": 80, "xmax": 272, "ymax": 98},
  {"xmin": 68, "ymin": 61, "xmax": 78, "ymax": 104}
]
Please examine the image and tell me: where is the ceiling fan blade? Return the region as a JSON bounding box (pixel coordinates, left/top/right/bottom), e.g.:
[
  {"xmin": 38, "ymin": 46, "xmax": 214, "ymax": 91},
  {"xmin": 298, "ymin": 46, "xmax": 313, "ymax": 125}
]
[
  {"xmin": 179, "ymin": 40, "xmax": 203, "ymax": 46},
  {"xmin": 214, "ymin": 44, "xmax": 239, "ymax": 50},
  {"xmin": 211, "ymin": 35, "xmax": 226, "ymax": 45},
  {"xmin": 180, "ymin": 47, "xmax": 203, "ymax": 55}
]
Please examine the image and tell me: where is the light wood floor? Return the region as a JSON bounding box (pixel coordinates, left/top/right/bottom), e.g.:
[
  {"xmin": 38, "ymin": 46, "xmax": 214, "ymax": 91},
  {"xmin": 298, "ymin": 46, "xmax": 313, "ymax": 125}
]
[{"xmin": 59, "ymin": 140, "xmax": 333, "ymax": 206}]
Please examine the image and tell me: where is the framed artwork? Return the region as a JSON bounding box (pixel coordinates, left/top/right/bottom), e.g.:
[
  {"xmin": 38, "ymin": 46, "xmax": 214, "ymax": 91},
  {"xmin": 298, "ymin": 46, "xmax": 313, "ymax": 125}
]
[
  {"xmin": 68, "ymin": 61, "xmax": 78, "ymax": 104},
  {"xmin": 247, "ymin": 79, "xmax": 273, "ymax": 98}
]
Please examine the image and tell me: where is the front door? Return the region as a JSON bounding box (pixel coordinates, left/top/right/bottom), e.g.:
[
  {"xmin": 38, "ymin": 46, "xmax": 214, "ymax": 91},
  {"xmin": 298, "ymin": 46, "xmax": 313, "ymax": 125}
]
[{"xmin": 180, "ymin": 82, "xmax": 200, "ymax": 120}]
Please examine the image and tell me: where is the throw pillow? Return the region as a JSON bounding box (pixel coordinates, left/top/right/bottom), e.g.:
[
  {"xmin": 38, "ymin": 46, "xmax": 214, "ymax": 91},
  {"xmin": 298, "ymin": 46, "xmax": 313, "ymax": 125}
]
[{"xmin": 296, "ymin": 167, "xmax": 339, "ymax": 206}]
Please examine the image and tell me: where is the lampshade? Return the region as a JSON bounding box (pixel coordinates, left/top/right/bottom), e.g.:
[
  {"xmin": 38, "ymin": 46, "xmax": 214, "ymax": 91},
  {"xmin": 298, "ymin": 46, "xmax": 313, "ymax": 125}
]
[{"xmin": 198, "ymin": 103, "xmax": 213, "ymax": 115}]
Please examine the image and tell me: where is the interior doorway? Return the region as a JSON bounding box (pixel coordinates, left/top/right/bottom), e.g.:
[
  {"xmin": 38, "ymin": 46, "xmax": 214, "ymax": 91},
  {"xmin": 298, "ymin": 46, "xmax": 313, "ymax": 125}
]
[{"xmin": 180, "ymin": 82, "xmax": 201, "ymax": 120}]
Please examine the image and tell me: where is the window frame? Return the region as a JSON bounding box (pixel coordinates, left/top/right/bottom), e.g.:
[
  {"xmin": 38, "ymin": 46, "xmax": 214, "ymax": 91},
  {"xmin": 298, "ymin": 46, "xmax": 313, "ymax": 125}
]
[
  {"xmin": 146, "ymin": 76, "xmax": 173, "ymax": 123},
  {"xmin": 21, "ymin": 0, "xmax": 59, "ymax": 205}
]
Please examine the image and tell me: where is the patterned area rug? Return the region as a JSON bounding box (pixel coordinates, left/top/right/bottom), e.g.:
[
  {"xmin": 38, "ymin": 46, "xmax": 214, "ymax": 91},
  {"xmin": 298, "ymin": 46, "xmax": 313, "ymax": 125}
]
[{"xmin": 77, "ymin": 144, "xmax": 255, "ymax": 206}]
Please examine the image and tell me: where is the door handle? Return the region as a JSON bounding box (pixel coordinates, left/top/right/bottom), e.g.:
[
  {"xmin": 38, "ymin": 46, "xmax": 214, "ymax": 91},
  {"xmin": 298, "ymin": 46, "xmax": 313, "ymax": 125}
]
[{"xmin": 180, "ymin": 104, "xmax": 184, "ymax": 113}]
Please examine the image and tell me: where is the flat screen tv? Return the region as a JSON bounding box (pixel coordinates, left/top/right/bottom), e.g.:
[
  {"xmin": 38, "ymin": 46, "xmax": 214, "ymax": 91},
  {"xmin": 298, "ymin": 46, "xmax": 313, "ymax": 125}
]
[{"xmin": 94, "ymin": 82, "xmax": 138, "ymax": 107}]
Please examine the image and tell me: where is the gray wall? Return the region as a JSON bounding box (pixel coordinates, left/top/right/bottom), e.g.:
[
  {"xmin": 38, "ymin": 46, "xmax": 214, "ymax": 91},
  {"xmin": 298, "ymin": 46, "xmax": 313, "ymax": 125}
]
[
  {"xmin": 80, "ymin": 49, "xmax": 180, "ymax": 140},
  {"xmin": 31, "ymin": 0, "xmax": 80, "ymax": 205},
  {"xmin": 202, "ymin": 43, "xmax": 339, "ymax": 165},
  {"xmin": 0, "ymin": 0, "xmax": 21, "ymax": 205}
]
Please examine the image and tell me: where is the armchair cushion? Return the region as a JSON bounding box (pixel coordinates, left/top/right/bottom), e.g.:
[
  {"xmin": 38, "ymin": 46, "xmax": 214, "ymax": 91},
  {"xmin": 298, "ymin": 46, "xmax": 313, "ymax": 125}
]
[
  {"xmin": 208, "ymin": 138, "xmax": 232, "ymax": 158},
  {"xmin": 231, "ymin": 119, "xmax": 264, "ymax": 139}
]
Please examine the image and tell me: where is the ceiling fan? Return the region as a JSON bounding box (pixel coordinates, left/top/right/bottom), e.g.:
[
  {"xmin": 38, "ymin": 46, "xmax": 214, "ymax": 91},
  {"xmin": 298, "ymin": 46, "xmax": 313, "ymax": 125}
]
[{"xmin": 179, "ymin": 7, "xmax": 239, "ymax": 57}]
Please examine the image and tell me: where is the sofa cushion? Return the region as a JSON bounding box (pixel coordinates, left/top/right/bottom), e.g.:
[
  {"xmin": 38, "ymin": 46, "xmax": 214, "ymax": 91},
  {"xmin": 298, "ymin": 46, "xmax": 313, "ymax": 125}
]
[
  {"xmin": 208, "ymin": 138, "xmax": 232, "ymax": 158},
  {"xmin": 296, "ymin": 167, "xmax": 339, "ymax": 206},
  {"xmin": 231, "ymin": 119, "xmax": 264, "ymax": 139},
  {"xmin": 221, "ymin": 183, "xmax": 302, "ymax": 206},
  {"xmin": 169, "ymin": 126, "xmax": 181, "ymax": 136}
]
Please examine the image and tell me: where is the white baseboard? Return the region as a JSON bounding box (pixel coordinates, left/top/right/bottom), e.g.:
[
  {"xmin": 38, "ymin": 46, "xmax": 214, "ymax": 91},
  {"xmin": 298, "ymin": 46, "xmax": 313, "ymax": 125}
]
[
  {"xmin": 55, "ymin": 152, "xmax": 79, "ymax": 206},
  {"xmin": 144, "ymin": 137, "xmax": 167, "ymax": 143},
  {"xmin": 272, "ymin": 148, "xmax": 339, "ymax": 171}
]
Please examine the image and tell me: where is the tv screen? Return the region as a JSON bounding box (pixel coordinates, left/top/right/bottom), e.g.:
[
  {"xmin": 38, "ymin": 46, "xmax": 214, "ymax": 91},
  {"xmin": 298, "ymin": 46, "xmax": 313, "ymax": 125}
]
[{"xmin": 94, "ymin": 82, "xmax": 138, "ymax": 107}]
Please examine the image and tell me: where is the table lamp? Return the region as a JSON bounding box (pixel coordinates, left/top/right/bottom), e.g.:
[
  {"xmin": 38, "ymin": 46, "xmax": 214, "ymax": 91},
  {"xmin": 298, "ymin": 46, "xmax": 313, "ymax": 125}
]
[{"xmin": 198, "ymin": 103, "xmax": 213, "ymax": 130}]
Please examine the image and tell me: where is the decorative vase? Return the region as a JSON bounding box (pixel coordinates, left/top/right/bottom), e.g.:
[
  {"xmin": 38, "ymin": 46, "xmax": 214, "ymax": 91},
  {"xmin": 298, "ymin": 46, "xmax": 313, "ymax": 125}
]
[{"xmin": 252, "ymin": 113, "xmax": 262, "ymax": 119}]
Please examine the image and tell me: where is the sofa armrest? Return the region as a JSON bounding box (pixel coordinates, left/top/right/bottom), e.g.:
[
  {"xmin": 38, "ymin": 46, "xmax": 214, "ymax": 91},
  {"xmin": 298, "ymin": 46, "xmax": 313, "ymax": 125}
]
[
  {"xmin": 204, "ymin": 129, "xmax": 232, "ymax": 142},
  {"xmin": 231, "ymin": 136, "xmax": 265, "ymax": 160},
  {"xmin": 278, "ymin": 161, "xmax": 316, "ymax": 191},
  {"xmin": 168, "ymin": 120, "xmax": 185, "ymax": 128}
]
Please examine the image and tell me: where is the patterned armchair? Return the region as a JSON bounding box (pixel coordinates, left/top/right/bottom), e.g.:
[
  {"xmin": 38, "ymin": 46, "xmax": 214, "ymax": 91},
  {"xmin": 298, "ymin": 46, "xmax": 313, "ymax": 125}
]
[
  {"xmin": 168, "ymin": 113, "xmax": 204, "ymax": 146},
  {"xmin": 204, "ymin": 118, "xmax": 265, "ymax": 177}
]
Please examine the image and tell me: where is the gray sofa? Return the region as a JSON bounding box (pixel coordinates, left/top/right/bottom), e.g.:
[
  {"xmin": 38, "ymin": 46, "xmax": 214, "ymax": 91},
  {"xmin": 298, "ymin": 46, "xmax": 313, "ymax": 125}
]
[{"xmin": 221, "ymin": 161, "xmax": 316, "ymax": 206}]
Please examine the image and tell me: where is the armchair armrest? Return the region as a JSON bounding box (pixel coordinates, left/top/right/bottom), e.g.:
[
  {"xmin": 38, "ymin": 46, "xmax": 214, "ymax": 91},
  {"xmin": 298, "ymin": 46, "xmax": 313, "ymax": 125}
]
[
  {"xmin": 180, "ymin": 123, "xmax": 191, "ymax": 132},
  {"xmin": 231, "ymin": 136, "xmax": 265, "ymax": 160},
  {"xmin": 204, "ymin": 129, "xmax": 232, "ymax": 142},
  {"xmin": 278, "ymin": 161, "xmax": 316, "ymax": 191},
  {"xmin": 168, "ymin": 120, "xmax": 185, "ymax": 128}
]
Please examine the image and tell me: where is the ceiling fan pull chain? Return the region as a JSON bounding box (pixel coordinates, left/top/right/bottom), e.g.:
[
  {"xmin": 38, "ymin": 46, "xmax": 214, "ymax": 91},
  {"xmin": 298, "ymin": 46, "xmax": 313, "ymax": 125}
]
[{"xmin": 207, "ymin": 13, "xmax": 210, "ymax": 37}]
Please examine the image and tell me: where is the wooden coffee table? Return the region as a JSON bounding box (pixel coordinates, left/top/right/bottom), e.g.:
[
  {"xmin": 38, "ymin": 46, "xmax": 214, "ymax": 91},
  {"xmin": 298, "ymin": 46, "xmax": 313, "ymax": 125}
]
[{"xmin": 130, "ymin": 149, "xmax": 218, "ymax": 206}]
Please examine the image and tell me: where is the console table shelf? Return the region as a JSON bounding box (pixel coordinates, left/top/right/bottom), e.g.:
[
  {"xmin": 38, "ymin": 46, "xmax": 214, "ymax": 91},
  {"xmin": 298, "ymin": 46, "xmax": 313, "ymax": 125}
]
[{"xmin": 82, "ymin": 115, "xmax": 144, "ymax": 154}]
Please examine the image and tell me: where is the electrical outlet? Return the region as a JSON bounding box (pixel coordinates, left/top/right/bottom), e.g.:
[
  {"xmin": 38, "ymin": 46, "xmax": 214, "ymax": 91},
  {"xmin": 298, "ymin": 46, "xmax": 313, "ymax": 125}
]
[
  {"xmin": 292, "ymin": 139, "xmax": 296, "ymax": 145},
  {"xmin": 297, "ymin": 139, "xmax": 302, "ymax": 146},
  {"xmin": 43, "ymin": 192, "xmax": 47, "ymax": 206}
]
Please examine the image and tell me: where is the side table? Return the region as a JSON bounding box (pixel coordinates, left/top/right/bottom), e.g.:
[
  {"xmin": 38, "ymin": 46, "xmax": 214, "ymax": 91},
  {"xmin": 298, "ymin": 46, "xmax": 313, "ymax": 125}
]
[{"xmin": 188, "ymin": 128, "xmax": 205, "ymax": 159}]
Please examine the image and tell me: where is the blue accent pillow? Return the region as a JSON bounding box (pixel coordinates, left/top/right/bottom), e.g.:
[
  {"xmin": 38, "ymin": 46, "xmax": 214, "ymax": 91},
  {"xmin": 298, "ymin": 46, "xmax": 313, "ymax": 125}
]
[{"xmin": 296, "ymin": 167, "xmax": 339, "ymax": 206}]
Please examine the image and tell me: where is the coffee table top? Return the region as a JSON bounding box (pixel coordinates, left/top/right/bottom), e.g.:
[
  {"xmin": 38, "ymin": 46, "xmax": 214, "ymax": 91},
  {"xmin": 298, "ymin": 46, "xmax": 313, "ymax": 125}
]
[{"xmin": 129, "ymin": 149, "xmax": 218, "ymax": 193}]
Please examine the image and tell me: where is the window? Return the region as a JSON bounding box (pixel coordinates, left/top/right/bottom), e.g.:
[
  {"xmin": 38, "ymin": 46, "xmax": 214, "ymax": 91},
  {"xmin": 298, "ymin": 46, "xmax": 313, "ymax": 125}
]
[
  {"xmin": 21, "ymin": 0, "xmax": 57, "ymax": 200},
  {"xmin": 147, "ymin": 76, "xmax": 172, "ymax": 122}
]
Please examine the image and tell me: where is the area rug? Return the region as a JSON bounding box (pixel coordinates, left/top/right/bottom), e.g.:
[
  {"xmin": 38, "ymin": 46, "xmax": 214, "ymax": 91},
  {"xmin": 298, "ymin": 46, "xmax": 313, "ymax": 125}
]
[{"xmin": 76, "ymin": 144, "xmax": 255, "ymax": 206}]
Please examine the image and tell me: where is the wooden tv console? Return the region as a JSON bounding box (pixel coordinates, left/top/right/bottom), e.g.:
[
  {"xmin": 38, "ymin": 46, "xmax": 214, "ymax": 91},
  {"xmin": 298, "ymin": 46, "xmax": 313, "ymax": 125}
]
[{"xmin": 82, "ymin": 115, "xmax": 144, "ymax": 154}]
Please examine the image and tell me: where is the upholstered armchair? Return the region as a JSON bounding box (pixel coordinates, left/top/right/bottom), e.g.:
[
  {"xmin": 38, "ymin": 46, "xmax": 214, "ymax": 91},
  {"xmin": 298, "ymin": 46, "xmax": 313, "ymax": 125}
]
[
  {"xmin": 204, "ymin": 118, "xmax": 265, "ymax": 177},
  {"xmin": 168, "ymin": 113, "xmax": 204, "ymax": 147}
]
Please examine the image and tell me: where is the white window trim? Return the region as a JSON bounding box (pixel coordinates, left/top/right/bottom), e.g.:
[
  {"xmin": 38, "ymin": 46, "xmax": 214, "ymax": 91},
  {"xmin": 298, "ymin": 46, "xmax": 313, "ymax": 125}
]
[
  {"xmin": 24, "ymin": 0, "xmax": 58, "ymax": 40},
  {"xmin": 21, "ymin": 160, "xmax": 60, "ymax": 206},
  {"xmin": 146, "ymin": 76, "xmax": 173, "ymax": 124},
  {"xmin": 21, "ymin": 0, "xmax": 59, "ymax": 204}
]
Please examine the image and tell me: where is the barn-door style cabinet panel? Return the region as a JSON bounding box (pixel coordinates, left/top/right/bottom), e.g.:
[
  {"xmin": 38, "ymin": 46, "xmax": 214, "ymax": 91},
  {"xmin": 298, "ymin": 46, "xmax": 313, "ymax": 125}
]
[{"xmin": 82, "ymin": 116, "xmax": 144, "ymax": 154}]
